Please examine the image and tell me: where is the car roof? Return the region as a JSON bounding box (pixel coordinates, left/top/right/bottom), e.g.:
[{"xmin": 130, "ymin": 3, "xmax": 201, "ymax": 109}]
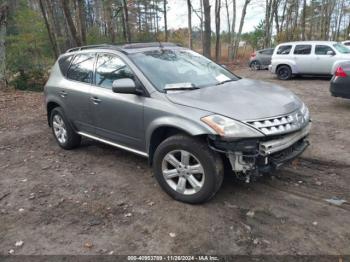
[
  {"xmin": 64, "ymin": 42, "xmax": 184, "ymax": 55},
  {"xmin": 277, "ymin": 41, "xmax": 338, "ymax": 46}
]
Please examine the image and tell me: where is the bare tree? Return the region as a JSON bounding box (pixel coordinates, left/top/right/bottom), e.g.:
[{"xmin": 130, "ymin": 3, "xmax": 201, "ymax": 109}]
[
  {"xmin": 215, "ymin": 0, "xmax": 221, "ymax": 61},
  {"xmin": 122, "ymin": 0, "xmax": 131, "ymax": 42},
  {"xmin": 187, "ymin": 0, "xmax": 192, "ymax": 49},
  {"xmin": 233, "ymin": 0, "xmax": 251, "ymax": 59},
  {"xmin": 229, "ymin": 0, "xmax": 236, "ymax": 61},
  {"xmin": 76, "ymin": 0, "xmax": 86, "ymax": 45},
  {"xmin": 224, "ymin": 0, "xmax": 231, "ymax": 57},
  {"xmin": 60, "ymin": 0, "xmax": 82, "ymax": 46},
  {"xmin": 301, "ymin": 0, "xmax": 306, "ymax": 40},
  {"xmin": 164, "ymin": 0, "xmax": 168, "ymax": 41},
  {"xmin": 0, "ymin": 1, "xmax": 8, "ymax": 88},
  {"xmin": 202, "ymin": 0, "xmax": 211, "ymax": 58},
  {"xmin": 39, "ymin": 0, "xmax": 59, "ymax": 58}
]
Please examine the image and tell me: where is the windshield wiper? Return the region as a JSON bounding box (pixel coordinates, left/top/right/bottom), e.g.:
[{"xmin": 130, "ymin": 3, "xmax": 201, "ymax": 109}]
[
  {"xmin": 164, "ymin": 83, "xmax": 199, "ymax": 92},
  {"xmin": 216, "ymin": 79, "xmax": 236, "ymax": 85}
]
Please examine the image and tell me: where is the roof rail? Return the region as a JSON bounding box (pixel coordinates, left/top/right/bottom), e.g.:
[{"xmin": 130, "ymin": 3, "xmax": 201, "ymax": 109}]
[
  {"xmin": 65, "ymin": 44, "xmax": 117, "ymax": 53},
  {"xmin": 121, "ymin": 42, "xmax": 179, "ymax": 49}
]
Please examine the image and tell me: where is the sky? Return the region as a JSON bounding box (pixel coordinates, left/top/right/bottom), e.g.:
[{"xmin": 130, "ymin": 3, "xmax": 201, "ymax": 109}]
[{"xmin": 165, "ymin": 0, "xmax": 266, "ymax": 33}]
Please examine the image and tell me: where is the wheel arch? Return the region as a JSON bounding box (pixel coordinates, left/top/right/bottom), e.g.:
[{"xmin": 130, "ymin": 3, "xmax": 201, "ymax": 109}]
[
  {"xmin": 146, "ymin": 119, "xmax": 212, "ymax": 166},
  {"xmin": 46, "ymin": 100, "xmax": 62, "ymax": 126}
]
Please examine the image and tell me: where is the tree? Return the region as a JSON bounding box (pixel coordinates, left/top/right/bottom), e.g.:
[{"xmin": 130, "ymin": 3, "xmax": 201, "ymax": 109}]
[
  {"xmin": 164, "ymin": 0, "xmax": 168, "ymax": 41},
  {"xmin": 76, "ymin": 0, "xmax": 86, "ymax": 45},
  {"xmin": 187, "ymin": 0, "xmax": 192, "ymax": 49},
  {"xmin": 202, "ymin": 0, "xmax": 211, "ymax": 58},
  {"xmin": 60, "ymin": 0, "xmax": 81, "ymax": 46},
  {"xmin": 0, "ymin": 0, "xmax": 8, "ymax": 87},
  {"xmin": 233, "ymin": 0, "xmax": 251, "ymax": 59},
  {"xmin": 38, "ymin": 0, "xmax": 59, "ymax": 58},
  {"xmin": 229, "ymin": 0, "xmax": 236, "ymax": 61},
  {"xmin": 215, "ymin": 0, "xmax": 221, "ymax": 61},
  {"xmin": 122, "ymin": 0, "xmax": 131, "ymax": 42}
]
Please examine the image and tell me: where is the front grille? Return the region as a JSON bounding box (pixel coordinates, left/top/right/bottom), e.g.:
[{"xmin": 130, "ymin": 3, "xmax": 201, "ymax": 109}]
[{"xmin": 246, "ymin": 110, "xmax": 307, "ymax": 136}]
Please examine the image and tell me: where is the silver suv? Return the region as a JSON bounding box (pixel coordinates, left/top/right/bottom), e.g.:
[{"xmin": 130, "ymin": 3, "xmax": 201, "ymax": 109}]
[
  {"xmin": 270, "ymin": 41, "xmax": 350, "ymax": 80},
  {"xmin": 44, "ymin": 43, "xmax": 311, "ymax": 203}
]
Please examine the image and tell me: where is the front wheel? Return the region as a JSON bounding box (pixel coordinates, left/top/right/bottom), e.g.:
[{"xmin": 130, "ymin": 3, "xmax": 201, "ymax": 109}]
[
  {"xmin": 153, "ymin": 135, "xmax": 224, "ymax": 204},
  {"xmin": 250, "ymin": 60, "xmax": 261, "ymax": 71}
]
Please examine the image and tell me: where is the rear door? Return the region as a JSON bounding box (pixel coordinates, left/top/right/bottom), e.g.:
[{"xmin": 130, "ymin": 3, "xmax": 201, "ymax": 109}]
[
  {"xmin": 62, "ymin": 52, "xmax": 96, "ymax": 133},
  {"xmin": 260, "ymin": 49, "xmax": 274, "ymax": 66},
  {"xmin": 292, "ymin": 44, "xmax": 313, "ymax": 73},
  {"xmin": 314, "ymin": 45, "xmax": 337, "ymax": 74},
  {"xmin": 90, "ymin": 53, "xmax": 146, "ymax": 151}
]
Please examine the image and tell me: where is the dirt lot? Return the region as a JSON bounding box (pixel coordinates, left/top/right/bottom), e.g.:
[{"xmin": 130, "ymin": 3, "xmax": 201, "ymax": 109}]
[{"xmin": 0, "ymin": 67, "xmax": 349, "ymax": 255}]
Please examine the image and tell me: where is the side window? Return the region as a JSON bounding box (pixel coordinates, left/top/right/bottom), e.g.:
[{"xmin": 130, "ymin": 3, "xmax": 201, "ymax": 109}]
[
  {"xmin": 67, "ymin": 53, "xmax": 95, "ymax": 83},
  {"xmin": 276, "ymin": 45, "xmax": 292, "ymax": 55},
  {"xmin": 294, "ymin": 45, "xmax": 311, "ymax": 55},
  {"xmin": 315, "ymin": 45, "xmax": 334, "ymax": 55},
  {"xmin": 266, "ymin": 49, "xmax": 274, "ymax": 55},
  {"xmin": 95, "ymin": 54, "xmax": 134, "ymax": 89},
  {"xmin": 58, "ymin": 55, "xmax": 73, "ymax": 76}
]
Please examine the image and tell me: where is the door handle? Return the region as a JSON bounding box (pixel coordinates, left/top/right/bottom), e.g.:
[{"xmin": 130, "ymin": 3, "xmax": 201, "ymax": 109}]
[
  {"xmin": 90, "ymin": 97, "xmax": 102, "ymax": 104},
  {"xmin": 59, "ymin": 90, "xmax": 68, "ymax": 98}
]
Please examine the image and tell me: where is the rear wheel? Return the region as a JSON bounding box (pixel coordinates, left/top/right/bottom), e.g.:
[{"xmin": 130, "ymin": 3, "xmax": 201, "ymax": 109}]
[
  {"xmin": 153, "ymin": 135, "xmax": 224, "ymax": 204},
  {"xmin": 250, "ymin": 60, "xmax": 261, "ymax": 71},
  {"xmin": 277, "ymin": 65, "xmax": 292, "ymax": 80},
  {"xmin": 50, "ymin": 107, "xmax": 81, "ymax": 150}
]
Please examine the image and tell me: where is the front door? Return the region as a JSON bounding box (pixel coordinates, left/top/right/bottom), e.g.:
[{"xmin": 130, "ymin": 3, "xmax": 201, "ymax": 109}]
[
  {"xmin": 314, "ymin": 45, "xmax": 337, "ymax": 74},
  {"xmin": 90, "ymin": 53, "xmax": 145, "ymax": 152}
]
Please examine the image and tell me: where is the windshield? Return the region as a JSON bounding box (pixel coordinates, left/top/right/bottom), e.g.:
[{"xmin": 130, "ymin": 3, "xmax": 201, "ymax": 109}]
[
  {"xmin": 333, "ymin": 43, "xmax": 350, "ymax": 54},
  {"xmin": 129, "ymin": 49, "xmax": 239, "ymax": 91}
]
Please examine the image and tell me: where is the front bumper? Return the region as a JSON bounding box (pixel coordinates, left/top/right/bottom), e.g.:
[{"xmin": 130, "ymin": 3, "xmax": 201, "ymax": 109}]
[{"xmin": 209, "ymin": 123, "xmax": 311, "ymax": 174}]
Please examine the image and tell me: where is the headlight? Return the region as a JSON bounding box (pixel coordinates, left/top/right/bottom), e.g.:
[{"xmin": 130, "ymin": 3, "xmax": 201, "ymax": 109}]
[
  {"xmin": 201, "ymin": 115, "xmax": 263, "ymax": 138},
  {"xmin": 300, "ymin": 103, "xmax": 310, "ymax": 122}
]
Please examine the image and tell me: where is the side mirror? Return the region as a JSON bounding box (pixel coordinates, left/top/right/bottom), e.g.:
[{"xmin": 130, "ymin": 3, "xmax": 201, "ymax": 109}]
[
  {"xmin": 327, "ymin": 50, "xmax": 335, "ymax": 56},
  {"xmin": 112, "ymin": 78, "xmax": 137, "ymax": 94}
]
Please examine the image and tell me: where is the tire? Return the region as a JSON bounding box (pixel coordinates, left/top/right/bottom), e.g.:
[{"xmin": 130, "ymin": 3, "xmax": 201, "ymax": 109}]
[
  {"xmin": 50, "ymin": 107, "xmax": 81, "ymax": 150},
  {"xmin": 277, "ymin": 65, "xmax": 292, "ymax": 80},
  {"xmin": 153, "ymin": 134, "xmax": 224, "ymax": 204},
  {"xmin": 250, "ymin": 60, "xmax": 261, "ymax": 71}
]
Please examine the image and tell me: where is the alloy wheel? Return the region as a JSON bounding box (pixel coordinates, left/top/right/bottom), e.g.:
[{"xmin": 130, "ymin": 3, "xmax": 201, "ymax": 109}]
[
  {"xmin": 52, "ymin": 114, "xmax": 68, "ymax": 144},
  {"xmin": 161, "ymin": 150, "xmax": 205, "ymax": 195}
]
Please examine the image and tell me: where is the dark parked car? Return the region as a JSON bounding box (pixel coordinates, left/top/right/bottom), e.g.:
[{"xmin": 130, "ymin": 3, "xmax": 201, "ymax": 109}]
[
  {"xmin": 249, "ymin": 48, "xmax": 274, "ymax": 70},
  {"xmin": 330, "ymin": 62, "xmax": 350, "ymax": 99}
]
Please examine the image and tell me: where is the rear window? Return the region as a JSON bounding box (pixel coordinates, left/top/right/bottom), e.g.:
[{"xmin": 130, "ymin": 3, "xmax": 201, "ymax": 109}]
[
  {"xmin": 67, "ymin": 53, "xmax": 95, "ymax": 84},
  {"xmin": 261, "ymin": 49, "xmax": 274, "ymax": 55},
  {"xmin": 276, "ymin": 45, "xmax": 292, "ymax": 55},
  {"xmin": 315, "ymin": 45, "xmax": 334, "ymax": 55},
  {"xmin": 58, "ymin": 55, "xmax": 73, "ymax": 76},
  {"xmin": 294, "ymin": 45, "xmax": 311, "ymax": 55}
]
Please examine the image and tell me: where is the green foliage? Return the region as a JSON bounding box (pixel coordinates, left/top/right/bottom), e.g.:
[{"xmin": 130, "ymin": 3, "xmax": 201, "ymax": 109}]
[
  {"xmin": 6, "ymin": 0, "xmax": 53, "ymax": 90},
  {"xmin": 242, "ymin": 20, "xmax": 265, "ymax": 50}
]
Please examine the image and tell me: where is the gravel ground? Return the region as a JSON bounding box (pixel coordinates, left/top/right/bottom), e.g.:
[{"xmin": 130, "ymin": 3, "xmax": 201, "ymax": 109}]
[{"xmin": 0, "ymin": 68, "xmax": 349, "ymax": 255}]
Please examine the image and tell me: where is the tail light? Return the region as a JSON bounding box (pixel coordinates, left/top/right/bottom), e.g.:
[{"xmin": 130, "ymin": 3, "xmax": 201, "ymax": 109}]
[
  {"xmin": 251, "ymin": 52, "xmax": 256, "ymax": 58},
  {"xmin": 335, "ymin": 67, "xmax": 347, "ymax": 78}
]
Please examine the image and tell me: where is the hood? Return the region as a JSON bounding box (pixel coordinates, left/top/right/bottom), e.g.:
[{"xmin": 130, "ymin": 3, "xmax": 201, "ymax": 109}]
[{"xmin": 165, "ymin": 79, "xmax": 302, "ymax": 120}]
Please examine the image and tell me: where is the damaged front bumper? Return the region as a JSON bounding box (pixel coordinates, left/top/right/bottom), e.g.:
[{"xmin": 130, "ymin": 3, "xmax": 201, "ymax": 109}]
[{"xmin": 208, "ymin": 123, "xmax": 311, "ymax": 180}]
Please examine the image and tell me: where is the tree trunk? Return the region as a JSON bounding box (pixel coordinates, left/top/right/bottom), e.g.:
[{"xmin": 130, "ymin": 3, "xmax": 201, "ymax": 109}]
[
  {"xmin": 187, "ymin": 0, "xmax": 192, "ymax": 49},
  {"xmin": 122, "ymin": 0, "xmax": 131, "ymax": 42},
  {"xmin": 202, "ymin": 0, "xmax": 211, "ymax": 58},
  {"xmin": 39, "ymin": 0, "xmax": 59, "ymax": 58},
  {"xmin": 215, "ymin": 0, "xmax": 221, "ymax": 61},
  {"xmin": 76, "ymin": 0, "xmax": 86, "ymax": 45},
  {"xmin": 229, "ymin": 0, "xmax": 236, "ymax": 61},
  {"xmin": 0, "ymin": 1, "xmax": 8, "ymax": 88},
  {"xmin": 60, "ymin": 0, "xmax": 81, "ymax": 46},
  {"xmin": 301, "ymin": 0, "xmax": 306, "ymax": 40},
  {"xmin": 224, "ymin": 0, "xmax": 231, "ymax": 58},
  {"xmin": 233, "ymin": 0, "xmax": 250, "ymax": 59},
  {"xmin": 163, "ymin": 0, "xmax": 168, "ymax": 41}
]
